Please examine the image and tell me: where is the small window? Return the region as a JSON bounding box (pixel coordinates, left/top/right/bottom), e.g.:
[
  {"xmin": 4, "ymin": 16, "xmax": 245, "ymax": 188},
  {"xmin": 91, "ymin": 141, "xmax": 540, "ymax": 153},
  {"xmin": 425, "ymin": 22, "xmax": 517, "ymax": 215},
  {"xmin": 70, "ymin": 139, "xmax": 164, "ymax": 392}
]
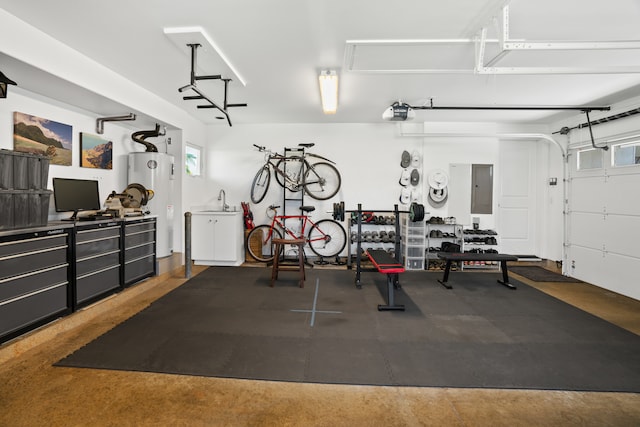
[
  {"xmin": 577, "ymin": 148, "xmax": 602, "ymax": 170},
  {"xmin": 185, "ymin": 143, "xmax": 202, "ymax": 177},
  {"xmin": 612, "ymin": 141, "xmax": 640, "ymax": 167}
]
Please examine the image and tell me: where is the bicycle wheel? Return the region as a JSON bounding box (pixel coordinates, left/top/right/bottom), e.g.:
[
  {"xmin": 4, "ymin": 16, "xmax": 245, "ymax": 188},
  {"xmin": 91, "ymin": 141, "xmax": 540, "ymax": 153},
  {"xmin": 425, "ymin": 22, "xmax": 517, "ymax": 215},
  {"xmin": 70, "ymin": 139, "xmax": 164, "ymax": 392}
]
[
  {"xmin": 250, "ymin": 165, "xmax": 271, "ymax": 204},
  {"xmin": 274, "ymin": 157, "xmax": 303, "ymax": 192},
  {"xmin": 307, "ymin": 219, "xmax": 346, "ymax": 258},
  {"xmin": 246, "ymin": 225, "xmax": 283, "ymax": 262},
  {"xmin": 303, "ymin": 162, "xmax": 341, "ymax": 200}
]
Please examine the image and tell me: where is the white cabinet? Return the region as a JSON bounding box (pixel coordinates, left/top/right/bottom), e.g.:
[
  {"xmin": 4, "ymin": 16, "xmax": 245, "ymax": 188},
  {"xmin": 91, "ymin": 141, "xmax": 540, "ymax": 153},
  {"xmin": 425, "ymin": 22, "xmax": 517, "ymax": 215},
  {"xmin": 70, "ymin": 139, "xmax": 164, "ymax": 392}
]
[{"xmin": 191, "ymin": 211, "xmax": 245, "ymax": 266}]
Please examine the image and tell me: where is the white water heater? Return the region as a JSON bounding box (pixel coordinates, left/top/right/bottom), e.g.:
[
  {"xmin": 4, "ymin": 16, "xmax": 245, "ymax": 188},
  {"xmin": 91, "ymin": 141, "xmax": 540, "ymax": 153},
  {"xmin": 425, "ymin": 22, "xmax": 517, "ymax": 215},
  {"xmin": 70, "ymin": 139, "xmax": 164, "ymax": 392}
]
[{"xmin": 128, "ymin": 152, "xmax": 175, "ymax": 258}]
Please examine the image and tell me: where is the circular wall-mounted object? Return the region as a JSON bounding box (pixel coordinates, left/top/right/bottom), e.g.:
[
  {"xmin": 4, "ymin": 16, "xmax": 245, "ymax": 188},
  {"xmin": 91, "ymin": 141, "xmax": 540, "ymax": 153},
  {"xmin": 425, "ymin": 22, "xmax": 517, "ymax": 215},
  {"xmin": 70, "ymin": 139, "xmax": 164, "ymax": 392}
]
[
  {"xmin": 428, "ymin": 169, "xmax": 449, "ymax": 190},
  {"xmin": 428, "ymin": 187, "xmax": 448, "ymax": 208}
]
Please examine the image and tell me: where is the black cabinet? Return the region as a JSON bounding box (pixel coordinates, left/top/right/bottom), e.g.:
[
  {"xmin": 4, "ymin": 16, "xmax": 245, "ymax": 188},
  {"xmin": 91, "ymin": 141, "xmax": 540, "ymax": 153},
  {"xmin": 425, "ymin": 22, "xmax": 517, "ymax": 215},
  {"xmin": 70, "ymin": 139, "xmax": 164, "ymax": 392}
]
[
  {"xmin": 73, "ymin": 221, "xmax": 122, "ymax": 308},
  {"xmin": 0, "ymin": 217, "xmax": 157, "ymax": 344},
  {"xmin": 122, "ymin": 218, "xmax": 156, "ymax": 286},
  {"xmin": 0, "ymin": 225, "xmax": 73, "ymax": 344}
]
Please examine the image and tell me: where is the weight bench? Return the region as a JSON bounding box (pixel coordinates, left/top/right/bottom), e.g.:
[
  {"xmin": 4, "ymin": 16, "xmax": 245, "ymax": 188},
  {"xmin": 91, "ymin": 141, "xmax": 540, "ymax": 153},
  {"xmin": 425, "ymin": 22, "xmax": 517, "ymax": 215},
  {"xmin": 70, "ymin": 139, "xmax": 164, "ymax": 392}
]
[
  {"xmin": 366, "ymin": 249, "xmax": 405, "ymax": 311},
  {"xmin": 436, "ymin": 252, "xmax": 519, "ymax": 290}
]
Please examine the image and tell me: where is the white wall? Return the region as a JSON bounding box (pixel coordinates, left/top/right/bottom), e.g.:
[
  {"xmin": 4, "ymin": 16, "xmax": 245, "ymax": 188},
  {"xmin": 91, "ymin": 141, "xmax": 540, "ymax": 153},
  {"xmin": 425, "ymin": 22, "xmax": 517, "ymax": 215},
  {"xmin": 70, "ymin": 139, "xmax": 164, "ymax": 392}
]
[
  {"xmin": 1, "ymin": 91, "xmax": 133, "ymax": 218},
  {"xmin": 1, "ymin": 88, "xmax": 183, "ymax": 250},
  {"xmin": 198, "ymin": 123, "xmax": 419, "ymax": 226},
  {"xmin": 196, "ymin": 123, "xmax": 558, "ymax": 256},
  {"xmin": 196, "ymin": 123, "xmax": 508, "ymax": 229}
]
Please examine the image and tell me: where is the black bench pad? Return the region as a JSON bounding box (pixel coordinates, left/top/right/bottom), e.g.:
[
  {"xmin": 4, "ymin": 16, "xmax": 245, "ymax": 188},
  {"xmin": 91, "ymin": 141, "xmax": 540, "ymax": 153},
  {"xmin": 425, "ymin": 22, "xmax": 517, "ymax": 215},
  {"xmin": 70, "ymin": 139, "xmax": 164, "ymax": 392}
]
[{"xmin": 436, "ymin": 252, "xmax": 519, "ymax": 289}]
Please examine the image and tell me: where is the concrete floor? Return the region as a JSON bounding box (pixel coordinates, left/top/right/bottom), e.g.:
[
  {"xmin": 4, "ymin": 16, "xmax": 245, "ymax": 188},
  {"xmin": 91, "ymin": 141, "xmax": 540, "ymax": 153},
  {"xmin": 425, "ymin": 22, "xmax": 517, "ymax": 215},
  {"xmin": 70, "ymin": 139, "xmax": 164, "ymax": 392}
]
[{"xmin": 1, "ymin": 259, "xmax": 639, "ymax": 427}]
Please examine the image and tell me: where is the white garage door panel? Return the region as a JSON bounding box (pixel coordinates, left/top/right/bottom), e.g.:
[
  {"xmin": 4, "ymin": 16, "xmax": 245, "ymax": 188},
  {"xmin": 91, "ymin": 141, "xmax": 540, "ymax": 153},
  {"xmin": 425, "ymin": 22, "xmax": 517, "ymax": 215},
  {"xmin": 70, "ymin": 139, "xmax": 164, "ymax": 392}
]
[
  {"xmin": 602, "ymin": 253, "xmax": 640, "ymax": 300},
  {"xmin": 605, "ymin": 174, "xmax": 640, "ymax": 215},
  {"xmin": 570, "ymin": 176, "xmax": 606, "ymax": 213},
  {"xmin": 570, "ymin": 248, "xmax": 640, "ymax": 301},
  {"xmin": 569, "ymin": 212, "xmax": 604, "ymax": 249},
  {"xmin": 604, "ymin": 215, "xmax": 640, "ymax": 256},
  {"xmin": 567, "ymin": 245, "xmax": 607, "ymax": 284}
]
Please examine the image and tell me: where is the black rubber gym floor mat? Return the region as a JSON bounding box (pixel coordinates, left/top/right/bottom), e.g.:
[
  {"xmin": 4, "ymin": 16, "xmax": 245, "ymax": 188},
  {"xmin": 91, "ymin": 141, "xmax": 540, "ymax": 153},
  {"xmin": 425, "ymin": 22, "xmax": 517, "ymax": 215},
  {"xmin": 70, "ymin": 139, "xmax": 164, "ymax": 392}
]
[{"xmin": 55, "ymin": 267, "xmax": 640, "ymax": 392}]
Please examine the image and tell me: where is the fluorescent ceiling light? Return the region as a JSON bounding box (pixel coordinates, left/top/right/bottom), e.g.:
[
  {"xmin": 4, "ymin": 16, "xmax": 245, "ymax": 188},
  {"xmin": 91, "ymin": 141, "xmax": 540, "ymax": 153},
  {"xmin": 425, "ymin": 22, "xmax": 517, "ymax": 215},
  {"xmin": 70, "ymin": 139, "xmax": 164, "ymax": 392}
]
[{"xmin": 318, "ymin": 70, "xmax": 338, "ymax": 114}]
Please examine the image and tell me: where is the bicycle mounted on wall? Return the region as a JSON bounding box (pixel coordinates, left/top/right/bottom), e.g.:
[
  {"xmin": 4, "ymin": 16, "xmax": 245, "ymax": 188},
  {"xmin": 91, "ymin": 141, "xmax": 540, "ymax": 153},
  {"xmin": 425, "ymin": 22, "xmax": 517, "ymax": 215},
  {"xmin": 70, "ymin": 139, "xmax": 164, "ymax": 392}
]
[{"xmin": 250, "ymin": 143, "xmax": 341, "ymax": 204}]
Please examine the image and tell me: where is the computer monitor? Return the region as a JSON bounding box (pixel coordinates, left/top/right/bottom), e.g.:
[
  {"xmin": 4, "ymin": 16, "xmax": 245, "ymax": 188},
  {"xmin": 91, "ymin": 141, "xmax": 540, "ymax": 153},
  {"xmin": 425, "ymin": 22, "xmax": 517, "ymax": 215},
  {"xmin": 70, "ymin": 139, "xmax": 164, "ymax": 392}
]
[{"xmin": 52, "ymin": 178, "xmax": 101, "ymax": 220}]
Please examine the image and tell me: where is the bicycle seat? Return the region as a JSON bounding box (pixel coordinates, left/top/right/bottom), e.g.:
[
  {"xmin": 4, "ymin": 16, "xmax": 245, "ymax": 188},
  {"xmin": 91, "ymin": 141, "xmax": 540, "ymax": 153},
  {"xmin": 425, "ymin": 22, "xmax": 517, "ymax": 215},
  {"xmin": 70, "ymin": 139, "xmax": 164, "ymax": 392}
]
[
  {"xmin": 298, "ymin": 143, "xmax": 315, "ymax": 148},
  {"xmin": 300, "ymin": 205, "xmax": 316, "ymax": 213}
]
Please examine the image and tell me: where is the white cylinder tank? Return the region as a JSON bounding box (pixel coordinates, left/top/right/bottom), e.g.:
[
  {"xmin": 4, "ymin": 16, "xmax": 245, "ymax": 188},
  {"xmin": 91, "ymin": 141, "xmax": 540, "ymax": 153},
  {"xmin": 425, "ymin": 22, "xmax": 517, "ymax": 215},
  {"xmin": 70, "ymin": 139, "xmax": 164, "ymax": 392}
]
[{"xmin": 128, "ymin": 152, "xmax": 175, "ymax": 258}]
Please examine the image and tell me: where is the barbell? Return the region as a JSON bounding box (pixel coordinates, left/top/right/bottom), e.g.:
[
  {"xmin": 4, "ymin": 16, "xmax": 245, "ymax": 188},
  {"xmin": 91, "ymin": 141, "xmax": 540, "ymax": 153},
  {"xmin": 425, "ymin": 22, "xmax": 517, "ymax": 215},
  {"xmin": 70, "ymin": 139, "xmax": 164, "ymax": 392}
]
[{"xmin": 332, "ymin": 202, "xmax": 425, "ymax": 222}]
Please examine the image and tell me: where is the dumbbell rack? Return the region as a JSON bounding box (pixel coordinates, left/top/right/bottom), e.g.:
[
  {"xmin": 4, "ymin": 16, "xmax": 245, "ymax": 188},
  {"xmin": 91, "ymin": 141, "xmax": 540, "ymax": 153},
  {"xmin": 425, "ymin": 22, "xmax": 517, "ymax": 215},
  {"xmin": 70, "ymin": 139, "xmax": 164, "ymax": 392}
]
[{"xmin": 349, "ymin": 204, "xmax": 403, "ymax": 287}]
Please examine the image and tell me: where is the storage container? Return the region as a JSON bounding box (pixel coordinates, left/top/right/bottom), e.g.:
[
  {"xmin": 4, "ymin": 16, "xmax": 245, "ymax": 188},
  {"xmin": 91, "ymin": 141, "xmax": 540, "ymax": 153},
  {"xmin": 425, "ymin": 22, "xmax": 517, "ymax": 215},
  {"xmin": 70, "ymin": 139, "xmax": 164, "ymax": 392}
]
[
  {"xmin": 0, "ymin": 150, "xmax": 13, "ymax": 190},
  {"xmin": 405, "ymin": 257, "xmax": 425, "ymax": 270},
  {"xmin": 0, "ymin": 149, "xmax": 50, "ymax": 191},
  {"xmin": 0, "ymin": 190, "xmax": 15, "ymax": 230},
  {"xmin": 0, "ymin": 189, "xmax": 51, "ymax": 230}
]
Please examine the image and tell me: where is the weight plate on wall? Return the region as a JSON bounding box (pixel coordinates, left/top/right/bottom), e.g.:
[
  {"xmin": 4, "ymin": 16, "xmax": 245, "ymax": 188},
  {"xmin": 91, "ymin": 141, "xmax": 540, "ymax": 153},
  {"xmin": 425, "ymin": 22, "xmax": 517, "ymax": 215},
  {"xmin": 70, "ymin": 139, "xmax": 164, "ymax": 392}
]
[{"xmin": 409, "ymin": 202, "xmax": 425, "ymax": 222}]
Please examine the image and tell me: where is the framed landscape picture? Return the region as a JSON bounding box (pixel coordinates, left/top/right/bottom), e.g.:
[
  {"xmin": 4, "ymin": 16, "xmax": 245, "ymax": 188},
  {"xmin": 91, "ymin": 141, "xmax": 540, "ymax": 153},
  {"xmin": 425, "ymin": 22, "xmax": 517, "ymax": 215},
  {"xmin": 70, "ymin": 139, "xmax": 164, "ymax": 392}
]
[
  {"xmin": 13, "ymin": 112, "xmax": 73, "ymax": 166},
  {"xmin": 80, "ymin": 132, "xmax": 113, "ymax": 169}
]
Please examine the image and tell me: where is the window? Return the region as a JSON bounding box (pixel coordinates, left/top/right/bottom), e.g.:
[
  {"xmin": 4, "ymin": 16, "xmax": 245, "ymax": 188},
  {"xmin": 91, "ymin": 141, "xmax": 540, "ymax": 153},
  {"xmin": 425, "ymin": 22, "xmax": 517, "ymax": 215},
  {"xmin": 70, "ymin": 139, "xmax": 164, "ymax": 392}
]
[
  {"xmin": 612, "ymin": 140, "xmax": 640, "ymax": 167},
  {"xmin": 185, "ymin": 143, "xmax": 202, "ymax": 177},
  {"xmin": 577, "ymin": 148, "xmax": 602, "ymax": 170}
]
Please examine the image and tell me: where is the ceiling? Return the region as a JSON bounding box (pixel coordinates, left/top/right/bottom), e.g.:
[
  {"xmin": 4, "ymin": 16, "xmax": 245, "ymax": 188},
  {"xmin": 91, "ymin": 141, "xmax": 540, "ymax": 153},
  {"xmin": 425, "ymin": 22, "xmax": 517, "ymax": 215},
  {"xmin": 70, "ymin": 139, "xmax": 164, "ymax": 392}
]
[{"xmin": 1, "ymin": 0, "xmax": 640, "ymax": 128}]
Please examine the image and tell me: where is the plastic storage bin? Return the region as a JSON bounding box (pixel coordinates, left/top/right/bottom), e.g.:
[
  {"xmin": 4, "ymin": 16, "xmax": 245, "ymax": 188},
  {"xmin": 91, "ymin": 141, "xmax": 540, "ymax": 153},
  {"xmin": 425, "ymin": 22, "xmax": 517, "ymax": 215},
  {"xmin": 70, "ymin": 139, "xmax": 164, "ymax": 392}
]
[
  {"xmin": 0, "ymin": 149, "xmax": 50, "ymax": 191},
  {"xmin": 0, "ymin": 150, "xmax": 52, "ymax": 230}
]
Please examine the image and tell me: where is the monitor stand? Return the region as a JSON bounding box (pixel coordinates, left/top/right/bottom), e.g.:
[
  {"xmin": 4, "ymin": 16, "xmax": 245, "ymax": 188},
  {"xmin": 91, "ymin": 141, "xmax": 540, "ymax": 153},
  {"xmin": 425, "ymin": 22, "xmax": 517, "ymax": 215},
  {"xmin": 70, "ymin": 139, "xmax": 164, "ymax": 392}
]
[{"xmin": 61, "ymin": 210, "xmax": 79, "ymax": 222}]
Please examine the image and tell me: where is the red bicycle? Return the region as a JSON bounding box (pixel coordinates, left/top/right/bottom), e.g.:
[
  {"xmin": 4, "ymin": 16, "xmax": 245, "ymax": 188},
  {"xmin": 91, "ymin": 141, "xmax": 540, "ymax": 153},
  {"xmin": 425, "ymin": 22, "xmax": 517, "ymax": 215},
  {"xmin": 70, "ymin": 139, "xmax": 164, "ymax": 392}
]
[{"xmin": 245, "ymin": 204, "xmax": 346, "ymax": 262}]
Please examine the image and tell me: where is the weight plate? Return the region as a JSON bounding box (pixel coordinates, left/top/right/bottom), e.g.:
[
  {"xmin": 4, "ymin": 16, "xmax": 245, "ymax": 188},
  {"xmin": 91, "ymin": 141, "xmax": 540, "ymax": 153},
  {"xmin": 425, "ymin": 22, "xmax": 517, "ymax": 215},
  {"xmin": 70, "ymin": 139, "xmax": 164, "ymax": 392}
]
[
  {"xmin": 409, "ymin": 202, "xmax": 425, "ymax": 222},
  {"xmin": 428, "ymin": 169, "xmax": 449, "ymax": 190}
]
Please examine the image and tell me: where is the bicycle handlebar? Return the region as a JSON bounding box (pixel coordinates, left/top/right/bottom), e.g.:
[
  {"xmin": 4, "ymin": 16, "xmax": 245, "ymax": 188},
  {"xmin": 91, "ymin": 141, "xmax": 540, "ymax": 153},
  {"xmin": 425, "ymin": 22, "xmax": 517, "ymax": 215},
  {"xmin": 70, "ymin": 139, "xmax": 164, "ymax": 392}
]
[{"xmin": 253, "ymin": 144, "xmax": 266, "ymax": 151}]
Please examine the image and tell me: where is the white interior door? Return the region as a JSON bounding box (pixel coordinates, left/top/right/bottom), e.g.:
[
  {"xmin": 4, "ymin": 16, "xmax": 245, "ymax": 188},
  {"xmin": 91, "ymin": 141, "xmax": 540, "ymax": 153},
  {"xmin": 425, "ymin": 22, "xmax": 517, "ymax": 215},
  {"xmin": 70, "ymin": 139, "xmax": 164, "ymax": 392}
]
[{"xmin": 498, "ymin": 140, "xmax": 537, "ymax": 255}]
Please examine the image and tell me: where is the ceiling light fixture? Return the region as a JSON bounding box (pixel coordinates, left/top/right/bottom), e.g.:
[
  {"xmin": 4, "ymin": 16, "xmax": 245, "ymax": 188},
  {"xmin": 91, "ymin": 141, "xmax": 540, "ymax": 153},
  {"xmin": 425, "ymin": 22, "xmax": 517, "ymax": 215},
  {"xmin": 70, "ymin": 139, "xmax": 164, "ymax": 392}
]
[
  {"xmin": 0, "ymin": 70, "xmax": 17, "ymax": 99},
  {"xmin": 318, "ymin": 70, "xmax": 338, "ymax": 114}
]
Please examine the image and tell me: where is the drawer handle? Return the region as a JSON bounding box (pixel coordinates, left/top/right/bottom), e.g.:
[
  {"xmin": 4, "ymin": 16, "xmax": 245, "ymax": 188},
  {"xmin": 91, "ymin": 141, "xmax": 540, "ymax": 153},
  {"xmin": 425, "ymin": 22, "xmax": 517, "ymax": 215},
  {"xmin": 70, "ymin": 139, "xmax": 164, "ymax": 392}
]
[{"xmin": 0, "ymin": 282, "xmax": 68, "ymax": 307}]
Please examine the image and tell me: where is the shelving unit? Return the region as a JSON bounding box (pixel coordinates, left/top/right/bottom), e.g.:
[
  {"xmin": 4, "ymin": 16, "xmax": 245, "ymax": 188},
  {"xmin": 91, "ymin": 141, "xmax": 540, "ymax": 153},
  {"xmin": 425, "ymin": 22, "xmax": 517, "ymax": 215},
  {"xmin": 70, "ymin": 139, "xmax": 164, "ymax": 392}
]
[
  {"xmin": 347, "ymin": 214, "xmax": 397, "ymax": 269},
  {"xmin": 462, "ymin": 228, "xmax": 500, "ymax": 270},
  {"xmin": 425, "ymin": 222, "xmax": 463, "ymax": 270}
]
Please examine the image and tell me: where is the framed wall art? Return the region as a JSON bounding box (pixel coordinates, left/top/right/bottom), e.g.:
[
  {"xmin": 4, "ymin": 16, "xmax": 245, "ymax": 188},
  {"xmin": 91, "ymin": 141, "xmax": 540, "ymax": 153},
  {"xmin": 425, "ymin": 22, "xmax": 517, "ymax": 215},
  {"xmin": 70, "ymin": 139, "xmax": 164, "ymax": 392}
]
[
  {"xmin": 13, "ymin": 112, "xmax": 73, "ymax": 166},
  {"xmin": 80, "ymin": 132, "xmax": 113, "ymax": 169}
]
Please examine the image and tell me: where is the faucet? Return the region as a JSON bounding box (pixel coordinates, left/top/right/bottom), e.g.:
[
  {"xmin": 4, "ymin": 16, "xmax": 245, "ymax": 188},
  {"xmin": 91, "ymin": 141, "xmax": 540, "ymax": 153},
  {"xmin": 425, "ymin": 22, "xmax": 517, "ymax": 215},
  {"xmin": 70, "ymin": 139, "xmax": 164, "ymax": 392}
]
[{"xmin": 218, "ymin": 189, "xmax": 229, "ymax": 211}]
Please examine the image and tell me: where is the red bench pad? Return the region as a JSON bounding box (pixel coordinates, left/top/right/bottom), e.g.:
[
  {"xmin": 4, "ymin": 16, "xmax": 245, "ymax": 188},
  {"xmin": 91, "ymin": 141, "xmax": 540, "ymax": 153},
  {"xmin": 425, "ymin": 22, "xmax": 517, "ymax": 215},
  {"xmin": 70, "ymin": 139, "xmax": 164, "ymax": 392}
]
[{"xmin": 366, "ymin": 250, "xmax": 405, "ymax": 274}]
